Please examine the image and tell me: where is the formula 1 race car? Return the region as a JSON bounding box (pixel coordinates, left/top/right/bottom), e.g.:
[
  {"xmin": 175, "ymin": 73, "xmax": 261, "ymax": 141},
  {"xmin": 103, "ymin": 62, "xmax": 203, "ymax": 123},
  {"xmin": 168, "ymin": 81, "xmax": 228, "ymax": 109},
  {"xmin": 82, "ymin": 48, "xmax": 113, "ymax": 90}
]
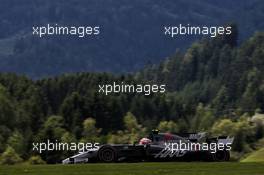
[{"xmin": 62, "ymin": 130, "xmax": 234, "ymax": 164}]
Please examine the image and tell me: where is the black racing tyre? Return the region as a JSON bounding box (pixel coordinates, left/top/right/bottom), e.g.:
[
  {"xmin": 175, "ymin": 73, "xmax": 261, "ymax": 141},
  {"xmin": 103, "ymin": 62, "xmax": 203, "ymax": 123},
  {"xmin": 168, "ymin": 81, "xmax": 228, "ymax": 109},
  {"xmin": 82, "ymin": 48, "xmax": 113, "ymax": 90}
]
[
  {"xmin": 212, "ymin": 150, "xmax": 230, "ymax": 161},
  {"xmin": 97, "ymin": 145, "xmax": 117, "ymax": 163}
]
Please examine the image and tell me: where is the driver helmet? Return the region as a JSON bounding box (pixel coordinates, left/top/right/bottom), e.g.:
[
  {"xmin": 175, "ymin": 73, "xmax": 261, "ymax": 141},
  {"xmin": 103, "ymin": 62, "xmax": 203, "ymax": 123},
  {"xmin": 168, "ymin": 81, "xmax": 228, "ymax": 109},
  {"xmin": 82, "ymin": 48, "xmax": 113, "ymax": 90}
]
[{"xmin": 139, "ymin": 138, "xmax": 152, "ymax": 145}]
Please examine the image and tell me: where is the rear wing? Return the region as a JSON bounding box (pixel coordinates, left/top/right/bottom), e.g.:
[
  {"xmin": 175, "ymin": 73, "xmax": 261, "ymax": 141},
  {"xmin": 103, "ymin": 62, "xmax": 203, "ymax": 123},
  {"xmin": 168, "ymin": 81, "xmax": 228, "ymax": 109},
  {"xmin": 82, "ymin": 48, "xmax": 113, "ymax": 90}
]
[
  {"xmin": 217, "ymin": 136, "xmax": 234, "ymax": 144},
  {"xmin": 175, "ymin": 132, "xmax": 207, "ymax": 141}
]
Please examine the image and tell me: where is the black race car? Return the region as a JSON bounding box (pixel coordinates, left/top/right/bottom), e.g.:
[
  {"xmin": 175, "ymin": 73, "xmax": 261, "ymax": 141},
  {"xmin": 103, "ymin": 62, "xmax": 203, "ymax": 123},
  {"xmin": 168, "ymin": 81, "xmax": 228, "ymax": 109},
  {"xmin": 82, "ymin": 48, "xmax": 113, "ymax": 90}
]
[{"xmin": 62, "ymin": 130, "xmax": 234, "ymax": 164}]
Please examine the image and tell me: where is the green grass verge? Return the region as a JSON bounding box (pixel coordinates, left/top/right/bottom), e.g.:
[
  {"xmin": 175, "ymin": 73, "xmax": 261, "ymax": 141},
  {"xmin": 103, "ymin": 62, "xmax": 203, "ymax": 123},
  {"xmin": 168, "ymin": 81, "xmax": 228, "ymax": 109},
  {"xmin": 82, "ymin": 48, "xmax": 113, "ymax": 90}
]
[
  {"xmin": 0, "ymin": 162, "xmax": 264, "ymax": 175},
  {"xmin": 241, "ymin": 148, "xmax": 264, "ymax": 162}
]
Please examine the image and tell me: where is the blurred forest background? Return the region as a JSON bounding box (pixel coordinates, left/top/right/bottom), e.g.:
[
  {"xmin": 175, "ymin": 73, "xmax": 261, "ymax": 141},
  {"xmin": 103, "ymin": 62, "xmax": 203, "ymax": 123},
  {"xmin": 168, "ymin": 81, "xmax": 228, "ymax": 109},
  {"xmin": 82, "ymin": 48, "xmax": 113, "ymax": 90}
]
[{"xmin": 0, "ymin": 27, "xmax": 264, "ymax": 164}]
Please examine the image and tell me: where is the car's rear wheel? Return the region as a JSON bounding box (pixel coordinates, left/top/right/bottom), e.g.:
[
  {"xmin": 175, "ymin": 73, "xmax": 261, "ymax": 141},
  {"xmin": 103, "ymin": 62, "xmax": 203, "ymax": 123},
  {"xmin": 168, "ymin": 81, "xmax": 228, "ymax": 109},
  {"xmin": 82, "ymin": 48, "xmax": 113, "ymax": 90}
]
[
  {"xmin": 212, "ymin": 150, "xmax": 230, "ymax": 161},
  {"xmin": 97, "ymin": 145, "xmax": 117, "ymax": 163}
]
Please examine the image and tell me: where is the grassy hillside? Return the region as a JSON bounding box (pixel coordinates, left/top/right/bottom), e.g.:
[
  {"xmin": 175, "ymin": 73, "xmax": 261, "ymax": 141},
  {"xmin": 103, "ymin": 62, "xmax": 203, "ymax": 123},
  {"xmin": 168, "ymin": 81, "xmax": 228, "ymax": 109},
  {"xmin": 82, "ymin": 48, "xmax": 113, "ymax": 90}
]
[
  {"xmin": 0, "ymin": 162, "xmax": 263, "ymax": 175},
  {"xmin": 241, "ymin": 148, "xmax": 264, "ymax": 162}
]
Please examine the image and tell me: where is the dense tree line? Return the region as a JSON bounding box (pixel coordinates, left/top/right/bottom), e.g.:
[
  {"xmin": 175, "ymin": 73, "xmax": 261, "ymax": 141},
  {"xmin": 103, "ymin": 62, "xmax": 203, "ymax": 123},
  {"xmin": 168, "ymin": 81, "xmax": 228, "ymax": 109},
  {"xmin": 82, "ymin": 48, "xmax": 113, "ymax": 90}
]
[
  {"xmin": 139, "ymin": 29, "xmax": 264, "ymax": 116},
  {"xmin": 0, "ymin": 31, "xmax": 264, "ymax": 164}
]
